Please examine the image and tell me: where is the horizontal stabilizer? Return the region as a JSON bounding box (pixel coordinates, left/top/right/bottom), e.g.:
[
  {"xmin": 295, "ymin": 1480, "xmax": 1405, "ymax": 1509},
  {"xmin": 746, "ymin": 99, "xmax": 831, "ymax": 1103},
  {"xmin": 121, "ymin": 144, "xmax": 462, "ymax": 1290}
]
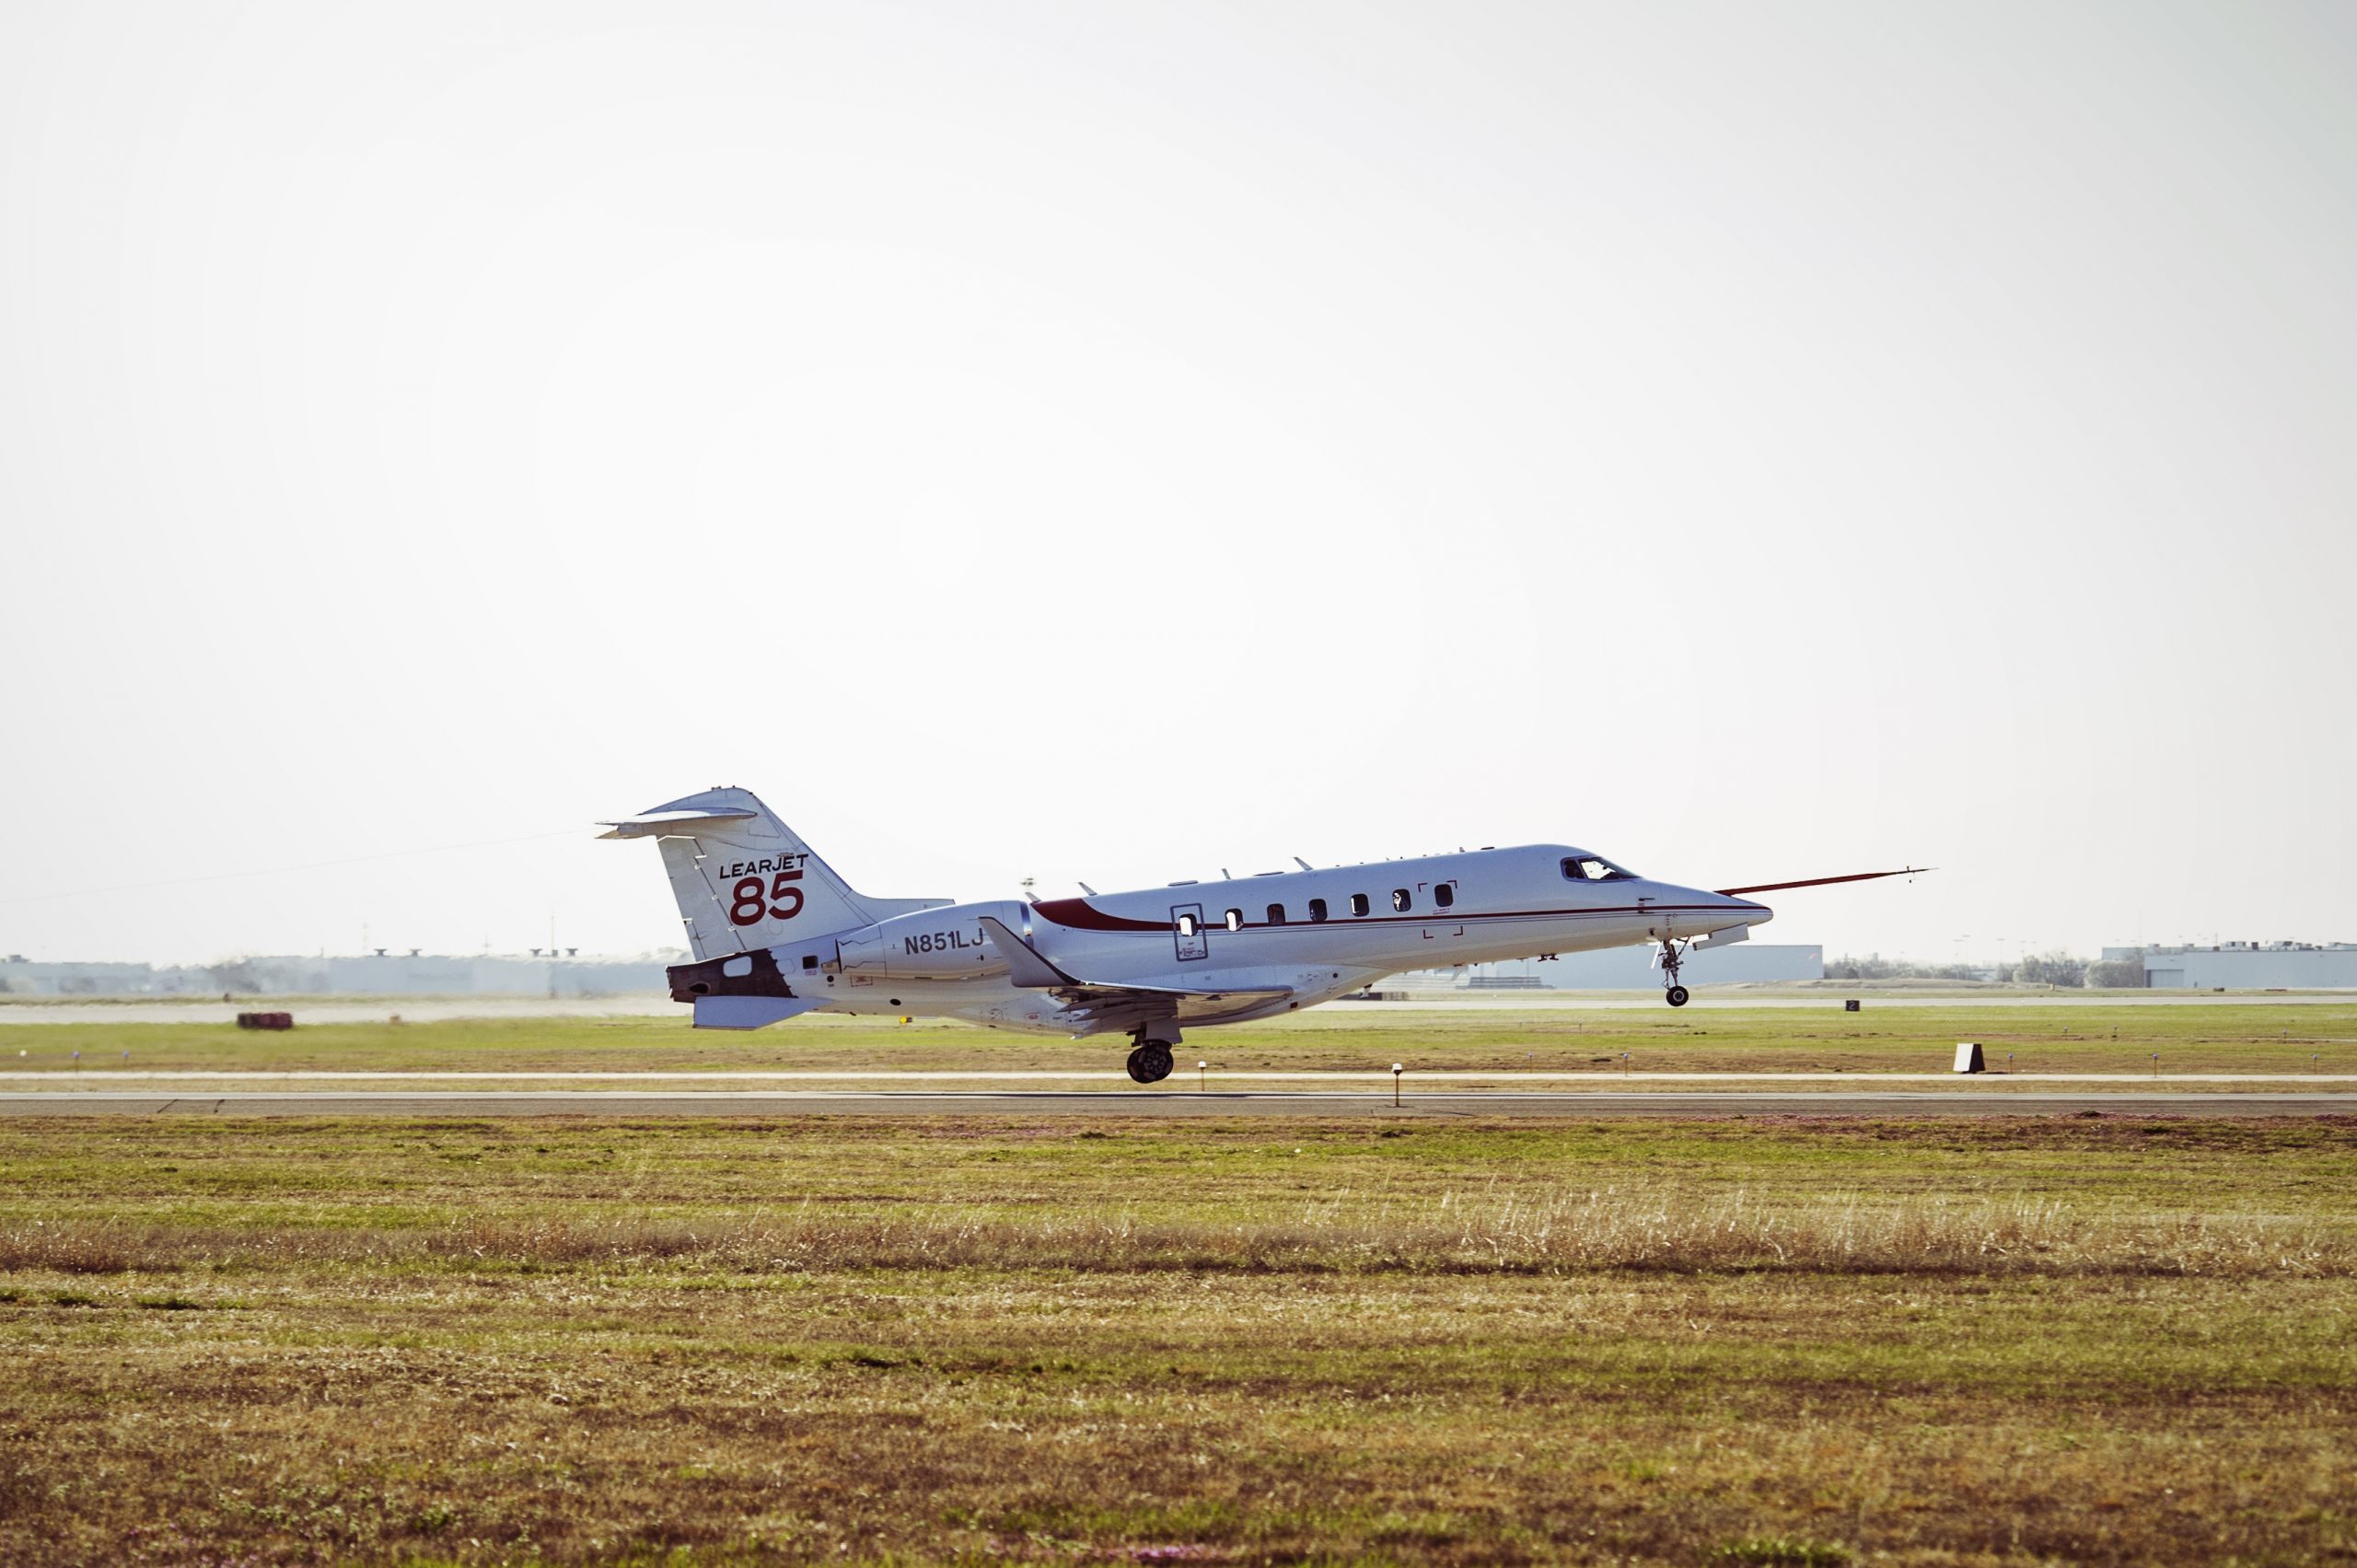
[
  {"xmin": 598, "ymin": 807, "xmax": 759, "ymax": 840},
  {"xmin": 692, "ymin": 995, "xmax": 829, "ymax": 1030},
  {"xmin": 604, "ymin": 786, "xmax": 950, "ymax": 959}
]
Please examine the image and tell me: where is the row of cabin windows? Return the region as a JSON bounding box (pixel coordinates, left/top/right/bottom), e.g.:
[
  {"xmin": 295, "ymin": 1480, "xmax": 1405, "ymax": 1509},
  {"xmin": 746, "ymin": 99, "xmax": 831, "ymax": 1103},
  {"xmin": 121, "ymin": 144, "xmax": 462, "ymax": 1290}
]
[{"xmin": 1208, "ymin": 882, "xmax": 1457, "ymax": 931}]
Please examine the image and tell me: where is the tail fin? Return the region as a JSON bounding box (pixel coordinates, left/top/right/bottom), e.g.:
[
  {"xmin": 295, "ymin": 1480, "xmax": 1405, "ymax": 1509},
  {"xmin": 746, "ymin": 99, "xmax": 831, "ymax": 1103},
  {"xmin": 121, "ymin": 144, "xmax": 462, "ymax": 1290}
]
[{"xmin": 601, "ymin": 786, "xmax": 947, "ymax": 958}]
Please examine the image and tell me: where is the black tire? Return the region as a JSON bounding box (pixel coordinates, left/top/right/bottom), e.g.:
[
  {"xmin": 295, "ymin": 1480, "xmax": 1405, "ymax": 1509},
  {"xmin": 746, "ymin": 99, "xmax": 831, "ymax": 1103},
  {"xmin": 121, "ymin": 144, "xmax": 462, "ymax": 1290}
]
[
  {"xmin": 1666, "ymin": 985, "xmax": 1689, "ymax": 1007},
  {"xmin": 1125, "ymin": 1047, "xmax": 1155, "ymax": 1085},
  {"xmin": 1138, "ymin": 1041, "xmax": 1175, "ymax": 1083}
]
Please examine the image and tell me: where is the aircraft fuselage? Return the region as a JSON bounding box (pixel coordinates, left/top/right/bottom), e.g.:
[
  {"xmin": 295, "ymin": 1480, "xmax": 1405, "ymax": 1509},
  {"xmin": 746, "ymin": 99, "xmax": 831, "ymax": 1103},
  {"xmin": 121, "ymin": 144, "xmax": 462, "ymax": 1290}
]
[{"xmin": 675, "ymin": 843, "xmax": 1771, "ymax": 1037}]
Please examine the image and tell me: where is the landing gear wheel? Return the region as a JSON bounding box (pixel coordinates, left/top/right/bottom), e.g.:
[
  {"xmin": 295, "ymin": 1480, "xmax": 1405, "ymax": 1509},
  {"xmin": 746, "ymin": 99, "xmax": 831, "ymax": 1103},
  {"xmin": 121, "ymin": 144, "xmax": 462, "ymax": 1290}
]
[
  {"xmin": 1655, "ymin": 936, "xmax": 1691, "ymax": 1009},
  {"xmin": 1125, "ymin": 1042, "xmax": 1175, "ymax": 1085}
]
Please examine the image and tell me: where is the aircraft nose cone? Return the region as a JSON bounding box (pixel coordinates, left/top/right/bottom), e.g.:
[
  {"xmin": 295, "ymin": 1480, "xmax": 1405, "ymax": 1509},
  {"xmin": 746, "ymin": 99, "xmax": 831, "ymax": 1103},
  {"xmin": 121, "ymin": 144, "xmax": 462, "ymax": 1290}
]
[{"xmin": 1729, "ymin": 897, "xmax": 1773, "ymax": 927}]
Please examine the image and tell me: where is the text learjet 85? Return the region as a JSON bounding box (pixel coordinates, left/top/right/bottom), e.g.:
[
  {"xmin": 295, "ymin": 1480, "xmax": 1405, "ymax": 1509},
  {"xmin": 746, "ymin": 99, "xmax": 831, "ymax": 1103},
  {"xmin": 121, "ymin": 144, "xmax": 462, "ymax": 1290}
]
[{"xmin": 605, "ymin": 786, "xmax": 1919, "ymax": 1085}]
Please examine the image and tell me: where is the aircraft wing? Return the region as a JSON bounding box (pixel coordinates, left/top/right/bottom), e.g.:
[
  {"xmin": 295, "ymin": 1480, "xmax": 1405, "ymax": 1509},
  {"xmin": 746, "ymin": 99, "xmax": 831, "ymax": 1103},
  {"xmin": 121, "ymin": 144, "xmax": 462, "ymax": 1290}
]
[
  {"xmin": 1051, "ymin": 981, "xmax": 1295, "ymax": 1032},
  {"xmin": 976, "ymin": 916, "xmax": 1291, "ymax": 1031}
]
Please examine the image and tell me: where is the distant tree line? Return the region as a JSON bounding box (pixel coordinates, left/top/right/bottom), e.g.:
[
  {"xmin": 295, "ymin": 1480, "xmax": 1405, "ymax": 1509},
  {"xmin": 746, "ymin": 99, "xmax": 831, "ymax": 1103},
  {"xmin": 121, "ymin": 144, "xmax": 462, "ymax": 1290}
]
[
  {"xmin": 1824, "ymin": 949, "xmax": 2149, "ymax": 988},
  {"xmin": 1822, "ymin": 955, "xmax": 1986, "ymax": 981}
]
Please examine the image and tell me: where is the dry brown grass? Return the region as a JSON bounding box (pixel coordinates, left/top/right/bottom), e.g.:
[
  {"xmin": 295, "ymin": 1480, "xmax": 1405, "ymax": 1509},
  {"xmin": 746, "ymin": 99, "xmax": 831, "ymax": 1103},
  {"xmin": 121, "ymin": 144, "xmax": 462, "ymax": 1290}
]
[
  {"xmin": 3, "ymin": 1114, "xmax": 2354, "ymax": 1565},
  {"xmin": 3, "ymin": 1185, "xmax": 2351, "ymax": 1283}
]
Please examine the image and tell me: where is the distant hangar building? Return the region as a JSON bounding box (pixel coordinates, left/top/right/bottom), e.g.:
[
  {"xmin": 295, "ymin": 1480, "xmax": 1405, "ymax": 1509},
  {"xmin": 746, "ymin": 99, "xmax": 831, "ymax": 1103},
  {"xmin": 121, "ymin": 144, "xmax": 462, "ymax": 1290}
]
[
  {"xmin": 1397, "ymin": 944, "xmax": 1824, "ymax": 990},
  {"xmin": 2131, "ymin": 942, "xmax": 2357, "ymax": 990}
]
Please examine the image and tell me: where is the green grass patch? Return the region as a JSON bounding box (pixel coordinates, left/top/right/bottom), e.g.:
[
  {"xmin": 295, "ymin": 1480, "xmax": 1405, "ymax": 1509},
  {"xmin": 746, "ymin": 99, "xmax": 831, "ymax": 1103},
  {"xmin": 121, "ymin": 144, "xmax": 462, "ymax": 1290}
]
[{"xmin": 5, "ymin": 1000, "xmax": 2356, "ymax": 1077}]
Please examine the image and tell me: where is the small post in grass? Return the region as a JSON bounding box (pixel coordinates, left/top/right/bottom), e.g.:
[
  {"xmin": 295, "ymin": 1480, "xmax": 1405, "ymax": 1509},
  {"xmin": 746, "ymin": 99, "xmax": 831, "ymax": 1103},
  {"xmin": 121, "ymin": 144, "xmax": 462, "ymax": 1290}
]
[
  {"xmin": 2007, "ymin": 1051, "xmax": 2014, "ymax": 1073},
  {"xmin": 1621, "ymin": 1051, "xmax": 1631, "ymax": 1076},
  {"xmin": 2152, "ymin": 1052, "xmax": 2160, "ymax": 1078},
  {"xmin": 1198, "ymin": 1060, "xmax": 1207, "ymax": 1091},
  {"xmin": 1392, "ymin": 1063, "xmax": 1404, "ymax": 1106}
]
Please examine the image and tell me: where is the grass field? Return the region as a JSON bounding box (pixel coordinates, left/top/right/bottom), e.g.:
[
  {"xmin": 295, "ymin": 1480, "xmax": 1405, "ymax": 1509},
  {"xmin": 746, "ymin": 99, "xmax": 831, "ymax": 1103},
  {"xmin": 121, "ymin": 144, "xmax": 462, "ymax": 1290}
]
[
  {"xmin": 4, "ymin": 1108, "xmax": 2355, "ymax": 1565},
  {"xmin": 5, "ymin": 1001, "xmax": 2357, "ymax": 1080}
]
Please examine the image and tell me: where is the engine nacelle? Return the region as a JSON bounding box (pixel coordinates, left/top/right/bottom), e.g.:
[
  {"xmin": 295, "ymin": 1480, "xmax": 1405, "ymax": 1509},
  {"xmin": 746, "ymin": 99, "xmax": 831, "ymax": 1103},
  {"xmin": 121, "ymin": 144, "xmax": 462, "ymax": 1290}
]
[{"xmin": 834, "ymin": 900, "xmax": 1025, "ymax": 981}]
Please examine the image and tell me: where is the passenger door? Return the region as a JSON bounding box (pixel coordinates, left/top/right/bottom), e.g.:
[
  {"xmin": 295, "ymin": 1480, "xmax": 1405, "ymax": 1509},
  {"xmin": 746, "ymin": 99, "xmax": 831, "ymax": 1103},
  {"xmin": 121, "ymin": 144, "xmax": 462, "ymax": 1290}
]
[
  {"xmin": 1171, "ymin": 902, "xmax": 1210, "ymax": 962},
  {"xmin": 1423, "ymin": 880, "xmax": 1463, "ymax": 943}
]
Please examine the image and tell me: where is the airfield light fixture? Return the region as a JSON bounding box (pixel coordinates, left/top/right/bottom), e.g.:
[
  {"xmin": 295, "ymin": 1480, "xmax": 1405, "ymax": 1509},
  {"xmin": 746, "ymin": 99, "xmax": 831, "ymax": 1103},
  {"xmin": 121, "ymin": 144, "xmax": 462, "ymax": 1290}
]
[{"xmin": 1391, "ymin": 1063, "xmax": 1403, "ymax": 1106}]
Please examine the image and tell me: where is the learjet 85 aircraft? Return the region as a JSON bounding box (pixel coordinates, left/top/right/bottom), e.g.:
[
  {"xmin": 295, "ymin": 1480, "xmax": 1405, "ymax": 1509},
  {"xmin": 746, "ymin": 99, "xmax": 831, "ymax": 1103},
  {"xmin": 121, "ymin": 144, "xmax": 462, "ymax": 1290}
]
[{"xmin": 605, "ymin": 786, "xmax": 1917, "ymax": 1085}]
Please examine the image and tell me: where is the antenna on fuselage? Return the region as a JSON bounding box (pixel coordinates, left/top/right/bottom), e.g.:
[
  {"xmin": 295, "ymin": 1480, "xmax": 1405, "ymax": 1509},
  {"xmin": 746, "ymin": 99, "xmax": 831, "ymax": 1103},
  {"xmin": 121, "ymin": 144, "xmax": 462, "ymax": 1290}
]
[
  {"xmin": 1077, "ymin": 881, "xmax": 1097, "ymax": 896},
  {"xmin": 1293, "ymin": 856, "xmax": 1315, "ymax": 871}
]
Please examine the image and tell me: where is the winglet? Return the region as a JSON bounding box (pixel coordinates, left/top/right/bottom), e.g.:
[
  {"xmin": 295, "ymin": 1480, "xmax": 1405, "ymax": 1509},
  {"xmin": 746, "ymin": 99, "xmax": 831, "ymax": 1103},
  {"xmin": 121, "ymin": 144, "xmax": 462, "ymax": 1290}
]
[
  {"xmin": 977, "ymin": 916, "xmax": 1077, "ymax": 989},
  {"xmin": 1715, "ymin": 867, "xmax": 1933, "ymax": 896}
]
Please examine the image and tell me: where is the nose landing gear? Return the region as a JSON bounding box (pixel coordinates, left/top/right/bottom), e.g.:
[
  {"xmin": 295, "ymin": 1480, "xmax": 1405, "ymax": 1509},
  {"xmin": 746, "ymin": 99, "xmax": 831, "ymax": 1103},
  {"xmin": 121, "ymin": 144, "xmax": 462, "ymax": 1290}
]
[
  {"xmin": 1125, "ymin": 1029, "xmax": 1178, "ymax": 1084},
  {"xmin": 1657, "ymin": 938, "xmax": 1692, "ymax": 1008}
]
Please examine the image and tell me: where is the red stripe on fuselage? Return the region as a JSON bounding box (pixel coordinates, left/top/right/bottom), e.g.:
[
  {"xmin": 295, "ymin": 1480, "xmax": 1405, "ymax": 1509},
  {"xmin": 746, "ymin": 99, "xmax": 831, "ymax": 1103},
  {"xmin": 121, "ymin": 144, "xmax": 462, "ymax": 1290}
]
[
  {"xmin": 1029, "ymin": 897, "xmax": 1173, "ymax": 933},
  {"xmin": 1028, "ymin": 898, "xmax": 1744, "ymax": 935}
]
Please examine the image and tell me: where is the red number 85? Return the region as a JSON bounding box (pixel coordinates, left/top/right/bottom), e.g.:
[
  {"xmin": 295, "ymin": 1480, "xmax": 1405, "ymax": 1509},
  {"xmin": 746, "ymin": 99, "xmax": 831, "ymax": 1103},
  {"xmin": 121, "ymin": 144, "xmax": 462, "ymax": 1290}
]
[{"xmin": 727, "ymin": 871, "xmax": 805, "ymax": 926}]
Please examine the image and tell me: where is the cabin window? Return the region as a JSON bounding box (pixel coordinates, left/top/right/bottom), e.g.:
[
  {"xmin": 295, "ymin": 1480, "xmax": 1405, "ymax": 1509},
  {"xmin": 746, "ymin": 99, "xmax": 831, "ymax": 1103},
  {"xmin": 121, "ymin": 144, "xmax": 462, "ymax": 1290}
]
[
  {"xmin": 1308, "ymin": 898, "xmax": 1329, "ymax": 923},
  {"xmin": 1349, "ymin": 892, "xmax": 1370, "ymax": 917},
  {"xmin": 801, "ymin": 954, "xmax": 819, "ymax": 970},
  {"xmin": 1434, "ymin": 882, "xmax": 1455, "ymax": 910},
  {"xmin": 1266, "ymin": 903, "xmax": 1286, "ymax": 925},
  {"xmin": 1562, "ymin": 854, "xmax": 1635, "ymax": 882},
  {"xmin": 1177, "ymin": 912, "xmax": 1198, "ymax": 937},
  {"xmin": 1391, "ymin": 889, "xmax": 1411, "ymax": 912},
  {"xmin": 1225, "ymin": 908, "xmax": 1244, "ymax": 932}
]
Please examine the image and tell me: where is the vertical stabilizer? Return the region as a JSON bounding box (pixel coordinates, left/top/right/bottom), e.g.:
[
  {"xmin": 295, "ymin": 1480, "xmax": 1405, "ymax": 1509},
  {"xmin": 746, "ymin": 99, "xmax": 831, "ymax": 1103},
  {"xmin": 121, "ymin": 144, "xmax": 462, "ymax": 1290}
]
[{"xmin": 600, "ymin": 787, "xmax": 946, "ymax": 958}]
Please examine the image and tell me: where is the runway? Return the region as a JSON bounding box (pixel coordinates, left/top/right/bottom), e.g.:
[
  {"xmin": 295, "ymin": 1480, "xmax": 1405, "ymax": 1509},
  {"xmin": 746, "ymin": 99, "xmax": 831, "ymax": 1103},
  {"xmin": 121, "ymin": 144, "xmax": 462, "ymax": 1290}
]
[{"xmin": 4, "ymin": 1089, "xmax": 2352, "ymax": 1118}]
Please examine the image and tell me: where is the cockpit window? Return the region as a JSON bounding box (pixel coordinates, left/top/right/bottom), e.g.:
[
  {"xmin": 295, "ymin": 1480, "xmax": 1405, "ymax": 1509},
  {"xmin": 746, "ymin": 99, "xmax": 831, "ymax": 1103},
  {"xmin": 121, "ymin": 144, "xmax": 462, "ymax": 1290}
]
[{"xmin": 1561, "ymin": 854, "xmax": 1635, "ymax": 882}]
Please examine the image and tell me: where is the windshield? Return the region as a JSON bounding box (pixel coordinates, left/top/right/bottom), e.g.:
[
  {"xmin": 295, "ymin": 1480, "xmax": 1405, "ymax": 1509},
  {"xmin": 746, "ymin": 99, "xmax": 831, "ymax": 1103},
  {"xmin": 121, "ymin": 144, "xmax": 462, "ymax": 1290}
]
[{"xmin": 1561, "ymin": 854, "xmax": 1636, "ymax": 883}]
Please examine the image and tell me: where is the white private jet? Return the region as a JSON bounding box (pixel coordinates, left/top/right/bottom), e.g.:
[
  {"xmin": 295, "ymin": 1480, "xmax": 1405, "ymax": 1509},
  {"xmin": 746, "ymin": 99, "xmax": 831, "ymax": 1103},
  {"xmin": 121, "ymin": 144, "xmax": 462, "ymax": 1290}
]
[{"xmin": 605, "ymin": 786, "xmax": 1920, "ymax": 1085}]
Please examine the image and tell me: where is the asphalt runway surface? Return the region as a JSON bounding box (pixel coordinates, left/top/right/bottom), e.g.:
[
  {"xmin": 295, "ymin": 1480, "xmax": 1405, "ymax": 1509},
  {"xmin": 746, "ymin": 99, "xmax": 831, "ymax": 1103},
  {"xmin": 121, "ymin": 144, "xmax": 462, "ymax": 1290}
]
[{"xmin": 4, "ymin": 1089, "xmax": 2352, "ymax": 1118}]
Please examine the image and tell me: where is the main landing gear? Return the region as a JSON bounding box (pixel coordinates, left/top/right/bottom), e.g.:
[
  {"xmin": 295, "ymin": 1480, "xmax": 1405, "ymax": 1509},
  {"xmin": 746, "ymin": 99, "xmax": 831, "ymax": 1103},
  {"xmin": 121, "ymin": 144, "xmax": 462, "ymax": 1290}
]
[
  {"xmin": 1658, "ymin": 938, "xmax": 1691, "ymax": 1008},
  {"xmin": 1125, "ymin": 1029, "xmax": 1178, "ymax": 1085}
]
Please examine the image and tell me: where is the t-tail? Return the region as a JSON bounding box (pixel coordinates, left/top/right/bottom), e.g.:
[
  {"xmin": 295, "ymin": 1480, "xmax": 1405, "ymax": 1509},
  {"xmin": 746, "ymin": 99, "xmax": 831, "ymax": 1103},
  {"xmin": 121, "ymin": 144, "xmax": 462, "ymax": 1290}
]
[{"xmin": 599, "ymin": 786, "xmax": 947, "ymax": 958}]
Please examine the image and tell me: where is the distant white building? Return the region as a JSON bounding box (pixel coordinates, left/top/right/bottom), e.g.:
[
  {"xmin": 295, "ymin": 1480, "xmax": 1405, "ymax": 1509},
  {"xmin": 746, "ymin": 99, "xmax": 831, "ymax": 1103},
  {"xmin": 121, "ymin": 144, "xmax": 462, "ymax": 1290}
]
[
  {"xmin": 0, "ymin": 958, "xmax": 207, "ymax": 996},
  {"xmin": 1393, "ymin": 943, "xmax": 1824, "ymax": 990},
  {"xmin": 2132, "ymin": 942, "xmax": 2357, "ymax": 990},
  {"xmin": 0, "ymin": 952, "xmax": 681, "ymax": 998},
  {"xmin": 319, "ymin": 951, "xmax": 677, "ymax": 996}
]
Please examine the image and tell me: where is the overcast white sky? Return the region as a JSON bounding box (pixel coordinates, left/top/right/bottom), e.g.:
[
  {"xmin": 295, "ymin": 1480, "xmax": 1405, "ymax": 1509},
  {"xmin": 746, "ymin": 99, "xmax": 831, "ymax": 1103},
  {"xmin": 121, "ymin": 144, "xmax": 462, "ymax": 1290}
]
[{"xmin": 3, "ymin": 1, "xmax": 2351, "ymax": 968}]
